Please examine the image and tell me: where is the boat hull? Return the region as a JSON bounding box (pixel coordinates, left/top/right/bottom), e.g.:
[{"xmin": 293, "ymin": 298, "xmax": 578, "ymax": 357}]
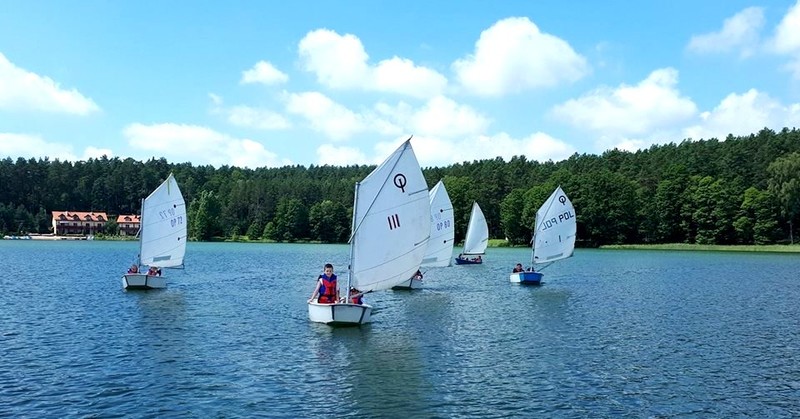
[
  {"xmin": 392, "ymin": 277, "xmax": 423, "ymax": 290},
  {"xmin": 509, "ymin": 271, "xmax": 543, "ymax": 285},
  {"xmin": 122, "ymin": 273, "xmax": 166, "ymax": 290},
  {"xmin": 455, "ymin": 257, "xmax": 482, "ymax": 265},
  {"xmin": 308, "ymin": 302, "xmax": 372, "ymax": 326}
]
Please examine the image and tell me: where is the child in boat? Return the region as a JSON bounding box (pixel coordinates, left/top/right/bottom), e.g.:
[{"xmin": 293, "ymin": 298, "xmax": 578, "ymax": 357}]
[
  {"xmin": 412, "ymin": 270, "xmax": 423, "ymax": 280},
  {"xmin": 309, "ymin": 263, "xmax": 338, "ymax": 304},
  {"xmin": 512, "ymin": 263, "xmax": 524, "ymax": 273},
  {"xmin": 127, "ymin": 264, "xmax": 139, "ymax": 274},
  {"xmin": 348, "ymin": 288, "xmax": 364, "ymax": 305},
  {"xmin": 147, "ymin": 266, "xmax": 161, "ymax": 276}
]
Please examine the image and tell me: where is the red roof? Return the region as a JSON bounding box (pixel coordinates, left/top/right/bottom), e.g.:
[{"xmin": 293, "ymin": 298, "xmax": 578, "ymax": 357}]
[
  {"xmin": 116, "ymin": 214, "xmax": 141, "ymax": 224},
  {"xmin": 51, "ymin": 211, "xmax": 108, "ymax": 222}
]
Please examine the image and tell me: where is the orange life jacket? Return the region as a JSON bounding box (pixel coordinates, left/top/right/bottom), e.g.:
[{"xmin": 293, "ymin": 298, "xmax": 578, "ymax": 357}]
[{"xmin": 317, "ymin": 274, "xmax": 337, "ymax": 304}]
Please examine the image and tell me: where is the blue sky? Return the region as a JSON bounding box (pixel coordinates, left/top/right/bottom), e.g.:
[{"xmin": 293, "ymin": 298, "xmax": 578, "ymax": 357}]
[{"xmin": 2, "ymin": 1, "xmax": 800, "ymax": 169}]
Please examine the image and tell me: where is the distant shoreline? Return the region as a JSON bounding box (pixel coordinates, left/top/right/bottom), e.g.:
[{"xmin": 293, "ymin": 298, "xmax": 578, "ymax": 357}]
[{"xmin": 600, "ymin": 243, "xmax": 800, "ymax": 253}]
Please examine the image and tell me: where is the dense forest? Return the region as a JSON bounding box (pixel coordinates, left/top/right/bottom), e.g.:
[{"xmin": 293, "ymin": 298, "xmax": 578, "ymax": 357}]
[{"xmin": 2, "ymin": 127, "xmax": 800, "ymax": 246}]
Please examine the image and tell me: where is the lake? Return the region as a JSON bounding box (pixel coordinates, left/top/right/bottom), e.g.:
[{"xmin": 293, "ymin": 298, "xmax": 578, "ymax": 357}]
[{"xmin": 1, "ymin": 241, "xmax": 799, "ymax": 417}]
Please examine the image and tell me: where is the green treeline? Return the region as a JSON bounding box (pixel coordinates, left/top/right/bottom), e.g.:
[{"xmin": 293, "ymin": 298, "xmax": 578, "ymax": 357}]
[{"xmin": 2, "ymin": 127, "xmax": 800, "ymax": 246}]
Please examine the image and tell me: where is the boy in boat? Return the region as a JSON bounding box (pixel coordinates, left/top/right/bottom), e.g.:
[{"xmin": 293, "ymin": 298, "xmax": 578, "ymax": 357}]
[
  {"xmin": 512, "ymin": 263, "xmax": 524, "ymax": 273},
  {"xmin": 412, "ymin": 269, "xmax": 423, "ymax": 280},
  {"xmin": 127, "ymin": 264, "xmax": 139, "ymax": 274},
  {"xmin": 308, "ymin": 263, "xmax": 339, "ymax": 304},
  {"xmin": 147, "ymin": 266, "xmax": 161, "ymax": 276}
]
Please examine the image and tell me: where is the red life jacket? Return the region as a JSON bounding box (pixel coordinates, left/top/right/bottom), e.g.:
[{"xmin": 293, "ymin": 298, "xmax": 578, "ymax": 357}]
[
  {"xmin": 317, "ymin": 274, "xmax": 337, "ymax": 304},
  {"xmin": 351, "ymin": 294, "xmax": 363, "ymax": 305}
]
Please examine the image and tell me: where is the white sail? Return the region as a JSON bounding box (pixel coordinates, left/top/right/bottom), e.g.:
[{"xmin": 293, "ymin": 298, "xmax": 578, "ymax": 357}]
[
  {"xmin": 349, "ymin": 140, "xmax": 430, "ymax": 293},
  {"xmin": 420, "ymin": 180, "xmax": 455, "ymax": 268},
  {"xmin": 461, "ymin": 202, "xmax": 488, "ymax": 256},
  {"xmin": 139, "ymin": 174, "xmax": 187, "ymax": 268},
  {"xmin": 533, "ymin": 186, "xmax": 576, "ymax": 266}
]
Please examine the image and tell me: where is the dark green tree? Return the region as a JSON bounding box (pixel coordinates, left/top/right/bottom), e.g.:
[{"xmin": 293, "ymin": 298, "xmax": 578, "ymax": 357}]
[
  {"xmin": 309, "ymin": 200, "xmax": 350, "ymax": 243},
  {"xmin": 768, "ymin": 152, "xmax": 800, "ymax": 243}
]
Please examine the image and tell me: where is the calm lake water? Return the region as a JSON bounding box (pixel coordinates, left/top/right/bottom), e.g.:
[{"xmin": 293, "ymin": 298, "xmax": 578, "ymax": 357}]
[{"xmin": 1, "ymin": 240, "xmax": 798, "ymax": 417}]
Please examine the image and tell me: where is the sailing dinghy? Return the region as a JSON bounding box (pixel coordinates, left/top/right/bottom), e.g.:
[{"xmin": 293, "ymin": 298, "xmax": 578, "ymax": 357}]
[
  {"xmin": 122, "ymin": 173, "xmax": 187, "ymax": 290},
  {"xmin": 308, "ymin": 138, "xmax": 430, "ymax": 325},
  {"xmin": 393, "ymin": 179, "xmax": 455, "ymax": 290},
  {"xmin": 454, "ymin": 202, "xmax": 488, "ymax": 265},
  {"xmin": 510, "ymin": 186, "xmax": 576, "ymax": 285}
]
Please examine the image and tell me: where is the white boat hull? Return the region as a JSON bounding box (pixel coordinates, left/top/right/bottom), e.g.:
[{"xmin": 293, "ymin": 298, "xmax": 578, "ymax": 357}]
[
  {"xmin": 392, "ymin": 277, "xmax": 423, "ymax": 290},
  {"xmin": 509, "ymin": 271, "xmax": 543, "ymax": 285},
  {"xmin": 308, "ymin": 302, "xmax": 372, "ymax": 325},
  {"xmin": 122, "ymin": 273, "xmax": 166, "ymax": 290}
]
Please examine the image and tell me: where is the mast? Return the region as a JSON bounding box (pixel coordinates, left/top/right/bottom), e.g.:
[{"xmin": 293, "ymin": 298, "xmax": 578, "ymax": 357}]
[
  {"xmin": 347, "ymin": 181, "xmax": 360, "ymax": 304},
  {"xmin": 137, "ymin": 197, "xmax": 145, "ymax": 268},
  {"xmin": 530, "ymin": 212, "xmax": 538, "ymax": 268}
]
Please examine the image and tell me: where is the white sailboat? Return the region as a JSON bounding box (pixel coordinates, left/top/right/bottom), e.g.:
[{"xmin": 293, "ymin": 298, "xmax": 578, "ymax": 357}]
[
  {"xmin": 122, "ymin": 173, "xmax": 187, "ymax": 290},
  {"xmin": 455, "ymin": 202, "xmax": 488, "ymax": 265},
  {"xmin": 393, "ymin": 179, "xmax": 455, "ymax": 290},
  {"xmin": 308, "ymin": 138, "xmax": 430, "ymax": 325},
  {"xmin": 510, "ymin": 186, "xmax": 576, "ymax": 284}
]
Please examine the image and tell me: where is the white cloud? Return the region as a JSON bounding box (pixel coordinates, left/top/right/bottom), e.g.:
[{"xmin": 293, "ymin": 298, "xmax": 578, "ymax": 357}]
[
  {"xmin": 208, "ymin": 93, "xmax": 223, "ymax": 106},
  {"xmin": 683, "ymin": 89, "xmax": 800, "ymax": 140},
  {"xmin": 686, "ymin": 7, "xmax": 764, "ymax": 58},
  {"xmin": 0, "ymin": 132, "xmax": 110, "ymax": 161},
  {"xmin": 376, "ymin": 96, "xmax": 490, "ymax": 139},
  {"xmin": 298, "ymin": 29, "xmax": 371, "ymax": 89},
  {"xmin": 123, "ymin": 123, "xmax": 291, "ymax": 168},
  {"xmin": 0, "ymin": 52, "xmax": 100, "ymax": 115},
  {"xmin": 452, "ymin": 17, "xmax": 589, "ymax": 96},
  {"xmin": 285, "ymin": 91, "xmax": 401, "ymax": 140},
  {"xmin": 298, "ymin": 29, "xmax": 447, "ymax": 98},
  {"xmin": 316, "ymin": 143, "xmax": 369, "ymax": 165},
  {"xmin": 766, "ymin": 1, "xmax": 800, "ymax": 79},
  {"xmin": 768, "ymin": 1, "xmax": 800, "ymax": 54},
  {"xmin": 551, "ymin": 68, "xmax": 697, "ymax": 139},
  {"xmin": 209, "ymin": 94, "xmax": 290, "ymax": 130},
  {"xmin": 371, "ymin": 133, "xmax": 575, "ymax": 168},
  {"xmin": 241, "ymin": 61, "xmax": 289, "ymax": 85},
  {"xmin": 371, "ymin": 57, "xmax": 448, "ymax": 98},
  {"xmin": 227, "ymin": 106, "xmax": 291, "ymax": 130}
]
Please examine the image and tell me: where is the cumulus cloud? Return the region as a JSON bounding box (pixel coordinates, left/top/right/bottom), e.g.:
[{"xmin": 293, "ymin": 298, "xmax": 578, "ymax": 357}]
[
  {"xmin": 316, "ymin": 143, "xmax": 370, "ymax": 166},
  {"xmin": 298, "ymin": 29, "xmax": 447, "ymax": 98},
  {"xmin": 768, "ymin": 1, "xmax": 800, "ymax": 54},
  {"xmin": 209, "ymin": 94, "xmax": 290, "ymax": 130},
  {"xmin": 227, "ymin": 106, "xmax": 291, "ymax": 130},
  {"xmin": 766, "ymin": 1, "xmax": 800, "ymax": 79},
  {"xmin": 367, "ymin": 133, "xmax": 576, "ymax": 168},
  {"xmin": 551, "ymin": 68, "xmax": 697, "ymax": 139},
  {"xmin": 241, "ymin": 61, "xmax": 289, "ymax": 85},
  {"xmin": 686, "ymin": 7, "xmax": 764, "ymax": 58},
  {"xmin": 123, "ymin": 123, "xmax": 291, "ymax": 168},
  {"xmin": 375, "ymin": 96, "xmax": 490, "ymax": 139},
  {"xmin": 299, "ymin": 29, "xmax": 371, "ymax": 89},
  {"xmin": 0, "ymin": 52, "xmax": 100, "ymax": 115},
  {"xmin": 0, "ymin": 132, "xmax": 110, "ymax": 161},
  {"xmin": 285, "ymin": 91, "xmax": 401, "ymax": 140},
  {"xmin": 452, "ymin": 17, "xmax": 589, "ymax": 96},
  {"xmin": 683, "ymin": 89, "xmax": 800, "ymax": 140}
]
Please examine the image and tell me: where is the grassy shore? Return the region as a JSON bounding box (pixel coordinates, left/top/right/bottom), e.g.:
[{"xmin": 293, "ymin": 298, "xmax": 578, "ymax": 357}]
[{"xmin": 600, "ymin": 243, "xmax": 800, "ymax": 253}]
